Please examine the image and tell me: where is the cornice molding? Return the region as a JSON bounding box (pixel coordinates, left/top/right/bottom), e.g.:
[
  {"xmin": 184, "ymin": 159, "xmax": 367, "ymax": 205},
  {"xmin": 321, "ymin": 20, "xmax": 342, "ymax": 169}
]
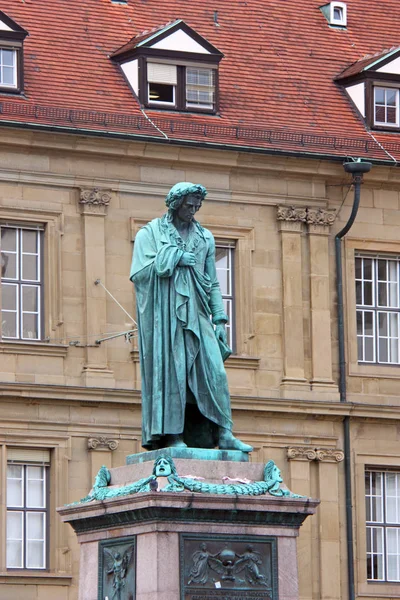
[{"xmin": 287, "ymin": 446, "xmax": 345, "ymax": 462}]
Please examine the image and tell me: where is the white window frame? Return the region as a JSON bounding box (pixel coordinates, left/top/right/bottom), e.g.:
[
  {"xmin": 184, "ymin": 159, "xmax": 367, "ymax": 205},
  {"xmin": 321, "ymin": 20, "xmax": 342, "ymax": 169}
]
[
  {"xmin": 0, "ymin": 47, "xmax": 17, "ymax": 89},
  {"xmin": 356, "ymin": 254, "xmax": 400, "ymax": 365},
  {"xmin": 1, "ymin": 224, "xmax": 44, "ymax": 341},
  {"xmin": 374, "ymin": 87, "xmax": 400, "ymax": 128},
  {"xmin": 185, "ymin": 67, "xmax": 215, "ymax": 110},
  {"xmin": 365, "ymin": 469, "xmax": 400, "ymax": 582},
  {"xmin": 215, "ymin": 241, "xmax": 235, "ymax": 351},
  {"xmin": 329, "ymin": 2, "xmax": 347, "ymax": 26},
  {"xmin": 6, "ymin": 455, "xmax": 49, "ymax": 571}
]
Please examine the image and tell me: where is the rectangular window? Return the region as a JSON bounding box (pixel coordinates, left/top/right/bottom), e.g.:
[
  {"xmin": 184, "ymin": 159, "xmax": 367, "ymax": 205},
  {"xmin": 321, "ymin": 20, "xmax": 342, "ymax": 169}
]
[
  {"xmin": 7, "ymin": 449, "xmax": 50, "ymax": 570},
  {"xmin": 374, "ymin": 87, "xmax": 399, "ymax": 127},
  {"xmin": 1, "ymin": 224, "xmax": 44, "ymax": 341},
  {"xmin": 356, "ymin": 254, "xmax": 400, "ymax": 364},
  {"xmin": 147, "ymin": 63, "xmax": 177, "ymax": 106},
  {"xmin": 0, "ymin": 48, "xmax": 16, "ymax": 88},
  {"xmin": 366, "ymin": 469, "xmax": 400, "ymax": 582},
  {"xmin": 215, "ymin": 242, "xmax": 235, "ymax": 351},
  {"xmin": 186, "ymin": 68, "xmax": 215, "ymax": 109}
]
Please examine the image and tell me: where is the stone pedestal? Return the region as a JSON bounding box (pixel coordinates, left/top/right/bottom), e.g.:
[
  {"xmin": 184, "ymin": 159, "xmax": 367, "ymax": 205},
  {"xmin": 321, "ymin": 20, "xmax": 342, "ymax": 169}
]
[{"xmin": 58, "ymin": 455, "xmax": 319, "ymax": 600}]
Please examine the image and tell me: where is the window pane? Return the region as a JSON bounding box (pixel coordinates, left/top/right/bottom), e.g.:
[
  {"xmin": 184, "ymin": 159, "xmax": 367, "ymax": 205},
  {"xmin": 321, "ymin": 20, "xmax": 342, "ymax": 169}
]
[
  {"xmin": 355, "ymin": 257, "xmax": 362, "ymax": 279},
  {"xmin": 375, "ymin": 88, "xmax": 385, "ymax": 103},
  {"xmin": 364, "ymin": 282, "xmax": 373, "ymax": 305},
  {"xmin": 26, "ymin": 540, "xmax": 45, "ymax": 569},
  {"xmin": 2, "ymin": 283, "xmax": 17, "ymax": 310},
  {"xmin": 364, "ymin": 258, "xmax": 372, "ymax": 280},
  {"xmin": 356, "ymin": 280, "xmax": 362, "ymax": 304},
  {"xmin": 27, "ymin": 466, "xmax": 45, "ymax": 508},
  {"xmin": 22, "ymin": 230, "xmax": 38, "ymax": 254},
  {"xmin": 22, "ymin": 286, "xmax": 39, "ymax": 313},
  {"xmin": 387, "ymin": 89, "xmax": 397, "ymax": 105},
  {"xmin": 387, "ymin": 107, "xmax": 397, "ymax": 124},
  {"xmin": 1, "ymin": 49, "xmax": 14, "ymax": 67},
  {"xmin": 7, "ymin": 511, "xmax": 23, "ymax": 542},
  {"xmin": 7, "ymin": 465, "xmax": 23, "ymax": 507},
  {"xmin": 22, "ymin": 254, "xmax": 38, "ymax": 281},
  {"xmin": 364, "ymin": 311, "xmax": 373, "ymax": 335},
  {"xmin": 375, "ymin": 106, "xmax": 385, "ymax": 122},
  {"xmin": 1, "ymin": 252, "xmax": 17, "ymax": 279},
  {"xmin": 378, "ymin": 282, "xmax": 387, "ymax": 306},
  {"xmin": 148, "ymin": 82, "xmax": 174, "ymax": 103},
  {"xmin": 22, "ymin": 312, "xmax": 39, "ymax": 340},
  {"xmin": 2, "ymin": 310, "xmax": 18, "ymax": 338},
  {"xmin": 1, "ymin": 228, "xmax": 17, "ymax": 251},
  {"xmin": 7, "ymin": 540, "xmax": 23, "ymax": 568},
  {"xmin": 26, "ymin": 512, "xmax": 45, "ymax": 540},
  {"xmin": 2, "ymin": 66, "xmax": 14, "ymax": 85}
]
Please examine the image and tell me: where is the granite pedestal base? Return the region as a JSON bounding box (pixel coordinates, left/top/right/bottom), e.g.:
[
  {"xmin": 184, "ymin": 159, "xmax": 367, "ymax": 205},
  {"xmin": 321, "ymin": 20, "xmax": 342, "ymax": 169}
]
[{"xmin": 59, "ymin": 458, "xmax": 319, "ymax": 600}]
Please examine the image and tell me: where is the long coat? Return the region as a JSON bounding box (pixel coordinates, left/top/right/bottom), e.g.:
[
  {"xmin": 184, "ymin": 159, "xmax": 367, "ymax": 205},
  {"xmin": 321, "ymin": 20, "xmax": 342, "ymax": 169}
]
[{"xmin": 130, "ymin": 214, "xmax": 233, "ymax": 449}]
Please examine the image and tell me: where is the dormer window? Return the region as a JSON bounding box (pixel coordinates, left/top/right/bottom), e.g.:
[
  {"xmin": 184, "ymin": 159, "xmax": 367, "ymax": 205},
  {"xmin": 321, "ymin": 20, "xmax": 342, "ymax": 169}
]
[
  {"xmin": 320, "ymin": 2, "xmax": 347, "ymax": 28},
  {"xmin": 331, "ymin": 2, "xmax": 347, "ymax": 26},
  {"xmin": 0, "ymin": 11, "xmax": 28, "ymax": 94},
  {"xmin": 111, "ymin": 20, "xmax": 223, "ymax": 114},
  {"xmin": 337, "ymin": 46, "xmax": 400, "ymax": 132}
]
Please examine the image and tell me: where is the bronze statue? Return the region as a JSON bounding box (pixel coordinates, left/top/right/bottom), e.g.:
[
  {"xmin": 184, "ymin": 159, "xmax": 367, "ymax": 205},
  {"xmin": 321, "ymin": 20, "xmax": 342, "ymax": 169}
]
[{"xmin": 130, "ymin": 182, "xmax": 252, "ymax": 452}]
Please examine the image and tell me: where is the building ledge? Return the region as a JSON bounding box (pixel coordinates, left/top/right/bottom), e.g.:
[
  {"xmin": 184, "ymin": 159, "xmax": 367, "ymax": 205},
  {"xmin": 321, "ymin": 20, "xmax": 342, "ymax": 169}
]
[
  {"xmin": 0, "ymin": 340, "xmax": 69, "ymax": 357},
  {"xmin": 0, "ymin": 572, "xmax": 72, "ymax": 585}
]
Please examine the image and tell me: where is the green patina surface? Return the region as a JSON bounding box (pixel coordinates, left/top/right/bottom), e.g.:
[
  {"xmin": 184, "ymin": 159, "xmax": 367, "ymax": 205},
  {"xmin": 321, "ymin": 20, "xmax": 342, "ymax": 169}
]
[
  {"xmin": 70, "ymin": 455, "xmax": 303, "ymax": 505},
  {"xmin": 126, "ymin": 447, "xmax": 249, "ymax": 465},
  {"xmin": 130, "ymin": 182, "xmax": 252, "ymax": 453}
]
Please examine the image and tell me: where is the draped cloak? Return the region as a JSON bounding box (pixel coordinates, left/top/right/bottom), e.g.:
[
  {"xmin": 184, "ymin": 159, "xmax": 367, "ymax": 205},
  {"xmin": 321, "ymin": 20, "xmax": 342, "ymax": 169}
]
[{"xmin": 130, "ymin": 214, "xmax": 233, "ymax": 449}]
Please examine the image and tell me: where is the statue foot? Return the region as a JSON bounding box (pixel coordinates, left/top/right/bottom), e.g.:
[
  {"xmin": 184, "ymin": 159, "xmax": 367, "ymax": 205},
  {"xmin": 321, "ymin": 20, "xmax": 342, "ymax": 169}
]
[
  {"xmin": 219, "ymin": 429, "xmax": 253, "ymax": 453},
  {"xmin": 165, "ymin": 434, "xmax": 187, "ymax": 448}
]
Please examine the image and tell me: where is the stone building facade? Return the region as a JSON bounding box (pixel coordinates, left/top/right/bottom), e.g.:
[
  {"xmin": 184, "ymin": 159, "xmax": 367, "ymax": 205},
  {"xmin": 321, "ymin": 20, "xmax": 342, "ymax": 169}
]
[{"xmin": 1, "ymin": 127, "xmax": 399, "ymax": 600}]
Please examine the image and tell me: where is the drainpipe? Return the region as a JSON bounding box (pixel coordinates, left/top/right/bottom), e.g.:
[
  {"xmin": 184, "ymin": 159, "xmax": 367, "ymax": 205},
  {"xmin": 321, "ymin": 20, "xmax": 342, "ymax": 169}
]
[{"xmin": 335, "ymin": 159, "xmax": 372, "ymax": 600}]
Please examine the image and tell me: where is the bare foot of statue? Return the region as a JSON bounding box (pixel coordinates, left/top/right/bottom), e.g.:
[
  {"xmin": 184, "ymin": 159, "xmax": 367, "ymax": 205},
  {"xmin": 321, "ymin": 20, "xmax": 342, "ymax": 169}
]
[
  {"xmin": 218, "ymin": 428, "xmax": 253, "ymax": 453},
  {"xmin": 165, "ymin": 434, "xmax": 187, "ymax": 448}
]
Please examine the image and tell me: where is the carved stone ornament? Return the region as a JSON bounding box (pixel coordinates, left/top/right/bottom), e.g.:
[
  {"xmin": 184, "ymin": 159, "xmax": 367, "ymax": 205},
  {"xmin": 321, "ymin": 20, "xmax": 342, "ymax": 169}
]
[
  {"xmin": 79, "ymin": 188, "xmax": 111, "ymax": 206},
  {"xmin": 287, "ymin": 446, "xmax": 344, "ymax": 462},
  {"xmin": 87, "ymin": 436, "xmax": 119, "ymax": 451},
  {"xmin": 276, "ymin": 206, "xmax": 307, "ymax": 222},
  {"xmin": 277, "ymin": 205, "xmax": 336, "ymax": 226},
  {"xmin": 306, "ymin": 207, "xmax": 336, "ymax": 226}
]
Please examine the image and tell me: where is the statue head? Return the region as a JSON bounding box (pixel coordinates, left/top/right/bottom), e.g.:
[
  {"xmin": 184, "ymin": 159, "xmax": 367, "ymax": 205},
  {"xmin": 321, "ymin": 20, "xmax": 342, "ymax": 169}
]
[
  {"xmin": 165, "ymin": 182, "xmax": 207, "ymax": 215},
  {"xmin": 263, "ymin": 460, "xmax": 283, "ymax": 485},
  {"xmin": 152, "ymin": 454, "xmax": 177, "ymax": 477}
]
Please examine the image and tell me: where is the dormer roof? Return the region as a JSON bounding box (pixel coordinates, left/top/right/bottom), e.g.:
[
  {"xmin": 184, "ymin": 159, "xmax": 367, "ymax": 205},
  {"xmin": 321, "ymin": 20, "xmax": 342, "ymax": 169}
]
[
  {"xmin": 111, "ymin": 19, "xmax": 223, "ymax": 63},
  {"xmin": 0, "ymin": 10, "xmax": 28, "ymax": 40},
  {"xmin": 336, "ymin": 47, "xmax": 400, "ymax": 81}
]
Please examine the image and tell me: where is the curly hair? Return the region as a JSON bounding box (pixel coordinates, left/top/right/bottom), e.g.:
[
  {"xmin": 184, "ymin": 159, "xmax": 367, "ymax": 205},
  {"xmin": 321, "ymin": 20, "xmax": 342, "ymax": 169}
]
[{"xmin": 165, "ymin": 182, "xmax": 207, "ymax": 212}]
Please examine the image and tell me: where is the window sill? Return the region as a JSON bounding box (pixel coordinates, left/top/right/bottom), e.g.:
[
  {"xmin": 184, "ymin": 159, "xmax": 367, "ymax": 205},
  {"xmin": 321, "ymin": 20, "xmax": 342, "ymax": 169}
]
[
  {"xmin": 0, "ymin": 340, "xmax": 69, "ymax": 357},
  {"xmin": 349, "ymin": 362, "xmax": 400, "ymax": 379},
  {"xmin": 0, "ymin": 572, "xmax": 72, "ymax": 585},
  {"xmin": 225, "ymin": 355, "xmax": 260, "ymax": 370}
]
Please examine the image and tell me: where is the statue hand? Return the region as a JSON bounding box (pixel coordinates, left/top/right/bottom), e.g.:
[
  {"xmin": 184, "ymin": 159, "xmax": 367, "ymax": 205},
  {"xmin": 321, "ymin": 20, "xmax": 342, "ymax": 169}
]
[
  {"xmin": 179, "ymin": 252, "xmax": 196, "ymax": 267},
  {"xmin": 215, "ymin": 323, "xmax": 228, "ymax": 345}
]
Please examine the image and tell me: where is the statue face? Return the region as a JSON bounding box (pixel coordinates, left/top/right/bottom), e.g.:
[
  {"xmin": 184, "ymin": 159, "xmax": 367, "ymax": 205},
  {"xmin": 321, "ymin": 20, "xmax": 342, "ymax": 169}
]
[
  {"xmin": 155, "ymin": 457, "xmax": 172, "ymax": 477},
  {"xmin": 176, "ymin": 193, "xmax": 202, "ymax": 223}
]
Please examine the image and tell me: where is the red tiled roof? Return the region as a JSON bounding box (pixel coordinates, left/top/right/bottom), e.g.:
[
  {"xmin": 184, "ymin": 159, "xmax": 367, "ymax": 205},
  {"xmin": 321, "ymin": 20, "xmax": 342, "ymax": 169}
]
[{"xmin": 1, "ymin": 0, "xmax": 400, "ymax": 161}]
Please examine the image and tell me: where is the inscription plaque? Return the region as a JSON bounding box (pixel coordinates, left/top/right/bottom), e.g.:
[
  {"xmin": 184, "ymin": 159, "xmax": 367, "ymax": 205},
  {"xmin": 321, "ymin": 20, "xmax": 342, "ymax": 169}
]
[
  {"xmin": 98, "ymin": 535, "xmax": 136, "ymax": 600},
  {"xmin": 180, "ymin": 534, "xmax": 277, "ymax": 600}
]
